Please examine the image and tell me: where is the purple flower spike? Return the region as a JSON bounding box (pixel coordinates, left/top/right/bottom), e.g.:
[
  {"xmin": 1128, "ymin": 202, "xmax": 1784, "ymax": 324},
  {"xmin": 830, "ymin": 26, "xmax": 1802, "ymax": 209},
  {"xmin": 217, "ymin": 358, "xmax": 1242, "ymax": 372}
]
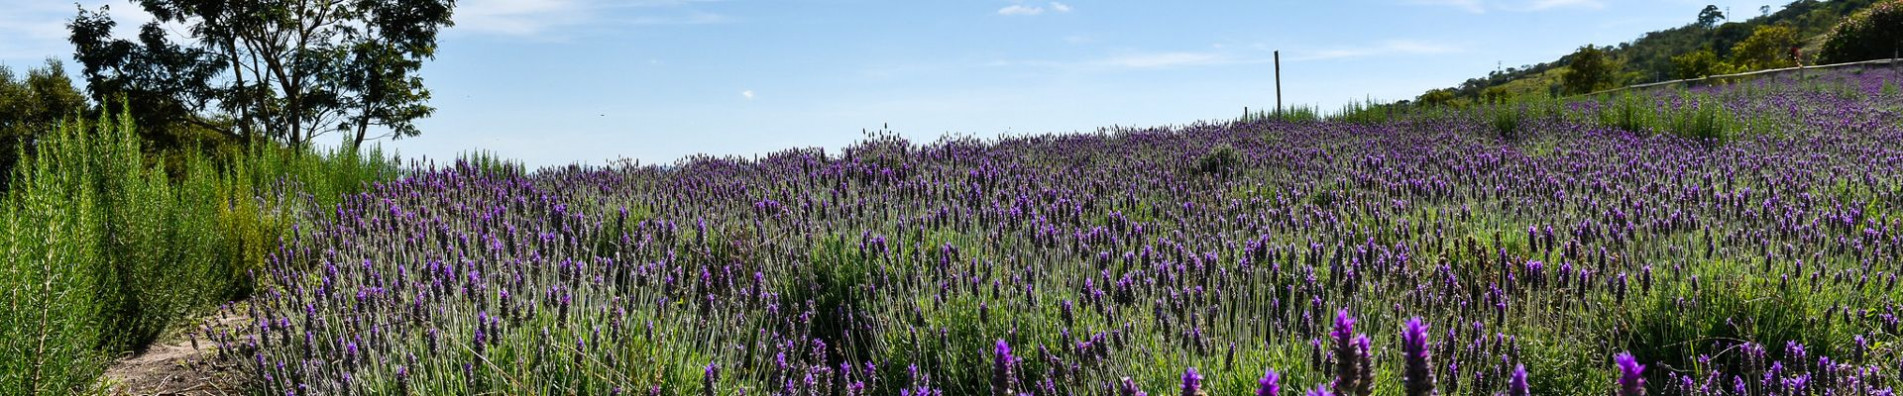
[
  {"xmin": 993, "ymin": 339, "xmax": 1017, "ymax": 396},
  {"xmin": 1306, "ymin": 384, "xmax": 1335, "ymax": 396},
  {"xmin": 1615, "ymin": 352, "xmax": 1645, "ymax": 396},
  {"xmin": 1120, "ymin": 377, "xmax": 1149, "ymax": 396},
  {"xmin": 1508, "ymin": 364, "xmax": 1529, "ymax": 396},
  {"xmin": 1258, "ymin": 369, "xmax": 1281, "ymax": 396},
  {"xmin": 1400, "ymin": 317, "xmax": 1435, "ymax": 396},
  {"xmin": 703, "ymin": 362, "xmax": 719, "ymax": 396},
  {"xmin": 1330, "ymin": 309, "xmax": 1372, "ymax": 396},
  {"xmin": 1182, "ymin": 367, "xmax": 1204, "ymax": 396}
]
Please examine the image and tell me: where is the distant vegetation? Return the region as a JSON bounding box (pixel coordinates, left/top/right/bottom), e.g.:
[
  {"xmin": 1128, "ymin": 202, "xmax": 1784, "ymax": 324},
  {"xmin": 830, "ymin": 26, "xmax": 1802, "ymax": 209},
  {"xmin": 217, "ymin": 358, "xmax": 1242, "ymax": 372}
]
[{"xmin": 1412, "ymin": 0, "xmax": 1894, "ymax": 106}]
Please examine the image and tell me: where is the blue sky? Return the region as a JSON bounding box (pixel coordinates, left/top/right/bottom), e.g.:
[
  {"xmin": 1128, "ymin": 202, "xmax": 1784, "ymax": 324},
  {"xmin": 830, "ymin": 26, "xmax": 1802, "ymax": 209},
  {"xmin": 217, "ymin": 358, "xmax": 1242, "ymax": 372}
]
[{"xmin": 1, "ymin": 0, "xmax": 1789, "ymax": 167}]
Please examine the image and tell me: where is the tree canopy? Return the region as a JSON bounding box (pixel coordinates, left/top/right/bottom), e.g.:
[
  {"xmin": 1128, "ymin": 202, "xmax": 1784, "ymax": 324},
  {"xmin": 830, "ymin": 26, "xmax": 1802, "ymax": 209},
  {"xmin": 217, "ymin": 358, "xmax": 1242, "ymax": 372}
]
[
  {"xmin": 0, "ymin": 60, "xmax": 89, "ymax": 188},
  {"xmin": 1729, "ymin": 24, "xmax": 1802, "ymax": 69},
  {"xmin": 1562, "ymin": 45, "xmax": 1617, "ymax": 95},
  {"xmin": 69, "ymin": 0, "xmax": 455, "ymax": 150},
  {"xmin": 1699, "ymin": 5, "xmax": 1727, "ymax": 28}
]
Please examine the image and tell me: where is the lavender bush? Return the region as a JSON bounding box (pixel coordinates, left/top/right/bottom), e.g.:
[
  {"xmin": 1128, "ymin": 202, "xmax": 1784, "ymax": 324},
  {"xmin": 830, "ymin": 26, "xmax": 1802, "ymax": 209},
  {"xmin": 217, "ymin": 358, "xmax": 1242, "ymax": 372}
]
[{"xmin": 217, "ymin": 66, "xmax": 1903, "ymax": 394}]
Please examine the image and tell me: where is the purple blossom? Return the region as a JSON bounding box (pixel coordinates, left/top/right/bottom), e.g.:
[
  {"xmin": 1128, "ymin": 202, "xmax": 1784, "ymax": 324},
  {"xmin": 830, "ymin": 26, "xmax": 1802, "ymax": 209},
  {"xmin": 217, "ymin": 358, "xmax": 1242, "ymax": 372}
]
[{"xmin": 1616, "ymin": 352, "xmax": 1645, "ymax": 396}]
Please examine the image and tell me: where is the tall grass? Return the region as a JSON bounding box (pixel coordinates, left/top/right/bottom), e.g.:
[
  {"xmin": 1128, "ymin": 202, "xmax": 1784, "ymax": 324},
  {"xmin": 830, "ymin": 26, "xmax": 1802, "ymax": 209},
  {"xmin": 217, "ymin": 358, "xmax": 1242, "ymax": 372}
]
[
  {"xmin": 0, "ymin": 112, "xmax": 398, "ymax": 395},
  {"xmin": 1240, "ymin": 105, "xmax": 1320, "ymax": 123},
  {"xmin": 1595, "ymin": 90, "xmax": 1737, "ymax": 143}
]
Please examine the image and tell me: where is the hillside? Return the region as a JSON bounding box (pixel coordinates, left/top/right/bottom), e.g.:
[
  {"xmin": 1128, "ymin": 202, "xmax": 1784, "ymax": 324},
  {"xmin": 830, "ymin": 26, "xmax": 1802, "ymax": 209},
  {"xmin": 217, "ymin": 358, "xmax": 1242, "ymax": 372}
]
[{"xmin": 1421, "ymin": 0, "xmax": 1882, "ymax": 104}]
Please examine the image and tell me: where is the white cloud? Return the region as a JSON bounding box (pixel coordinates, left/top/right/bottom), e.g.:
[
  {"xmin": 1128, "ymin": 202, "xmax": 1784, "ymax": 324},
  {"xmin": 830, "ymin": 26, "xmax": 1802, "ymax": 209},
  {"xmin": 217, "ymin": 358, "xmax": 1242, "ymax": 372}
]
[
  {"xmin": 1297, "ymin": 40, "xmax": 1463, "ymax": 61},
  {"xmin": 998, "ymin": 2, "xmax": 1072, "ymax": 16},
  {"xmin": 998, "ymin": 5, "xmax": 1045, "ymax": 16},
  {"xmin": 741, "ymin": 90, "xmax": 754, "ymax": 100}
]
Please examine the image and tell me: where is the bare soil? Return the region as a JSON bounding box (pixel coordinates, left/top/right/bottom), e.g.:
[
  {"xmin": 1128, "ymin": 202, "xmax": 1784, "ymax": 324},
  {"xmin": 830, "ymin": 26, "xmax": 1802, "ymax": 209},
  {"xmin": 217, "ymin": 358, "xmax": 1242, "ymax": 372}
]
[{"xmin": 101, "ymin": 309, "xmax": 249, "ymax": 396}]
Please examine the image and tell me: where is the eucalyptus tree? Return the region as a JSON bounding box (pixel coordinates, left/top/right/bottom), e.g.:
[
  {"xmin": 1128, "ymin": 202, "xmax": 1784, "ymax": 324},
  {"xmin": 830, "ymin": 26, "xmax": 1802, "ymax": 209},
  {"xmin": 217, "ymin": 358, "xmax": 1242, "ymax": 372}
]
[{"xmin": 70, "ymin": 0, "xmax": 455, "ymax": 149}]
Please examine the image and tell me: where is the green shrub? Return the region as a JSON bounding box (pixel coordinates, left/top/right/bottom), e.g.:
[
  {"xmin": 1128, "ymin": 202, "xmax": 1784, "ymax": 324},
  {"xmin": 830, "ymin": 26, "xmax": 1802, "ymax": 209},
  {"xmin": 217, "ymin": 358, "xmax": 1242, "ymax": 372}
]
[
  {"xmin": 1819, "ymin": 0, "xmax": 1903, "ymax": 64},
  {"xmin": 1194, "ymin": 144, "xmax": 1242, "ymax": 177},
  {"xmin": 0, "ymin": 110, "xmax": 398, "ymax": 394},
  {"xmin": 1490, "ymin": 103, "xmax": 1526, "ymax": 140},
  {"xmin": 1662, "ymin": 93, "xmax": 1735, "ymax": 143},
  {"xmin": 1595, "ymin": 91, "xmax": 1735, "ymax": 143},
  {"xmin": 0, "ymin": 121, "xmax": 108, "ymax": 396}
]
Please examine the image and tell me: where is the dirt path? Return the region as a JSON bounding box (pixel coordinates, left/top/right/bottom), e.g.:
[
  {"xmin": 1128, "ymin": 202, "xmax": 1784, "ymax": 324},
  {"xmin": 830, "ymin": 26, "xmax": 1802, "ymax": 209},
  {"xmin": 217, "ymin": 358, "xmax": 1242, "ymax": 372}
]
[{"xmin": 101, "ymin": 308, "xmax": 248, "ymax": 396}]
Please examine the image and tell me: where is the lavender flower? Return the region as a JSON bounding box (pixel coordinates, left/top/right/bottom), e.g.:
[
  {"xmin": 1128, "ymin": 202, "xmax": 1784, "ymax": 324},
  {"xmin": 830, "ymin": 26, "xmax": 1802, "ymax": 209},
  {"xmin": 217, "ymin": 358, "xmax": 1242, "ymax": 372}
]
[
  {"xmin": 994, "ymin": 339, "xmax": 1017, "ymax": 396},
  {"xmin": 1258, "ymin": 369, "xmax": 1281, "ymax": 396},
  {"xmin": 1120, "ymin": 377, "xmax": 1149, "ymax": 396},
  {"xmin": 703, "ymin": 362, "xmax": 719, "ymax": 396},
  {"xmin": 1182, "ymin": 367, "xmax": 1205, "ymax": 396},
  {"xmin": 1401, "ymin": 317, "xmax": 1435, "ymax": 396},
  {"xmin": 1616, "ymin": 352, "xmax": 1645, "ymax": 396},
  {"xmin": 1331, "ymin": 310, "xmax": 1373, "ymax": 396},
  {"xmin": 1508, "ymin": 364, "xmax": 1529, "ymax": 396}
]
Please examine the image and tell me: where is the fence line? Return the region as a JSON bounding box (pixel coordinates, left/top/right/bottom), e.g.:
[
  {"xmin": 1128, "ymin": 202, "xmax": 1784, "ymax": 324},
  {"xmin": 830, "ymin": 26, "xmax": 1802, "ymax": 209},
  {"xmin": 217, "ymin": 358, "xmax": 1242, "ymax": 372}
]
[{"xmin": 1579, "ymin": 57, "xmax": 1900, "ymax": 97}]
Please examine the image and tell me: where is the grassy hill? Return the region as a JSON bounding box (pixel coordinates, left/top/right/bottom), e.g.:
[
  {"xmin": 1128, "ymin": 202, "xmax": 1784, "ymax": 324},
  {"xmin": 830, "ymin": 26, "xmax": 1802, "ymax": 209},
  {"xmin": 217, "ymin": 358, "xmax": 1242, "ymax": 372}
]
[{"xmin": 1418, "ymin": 0, "xmax": 1883, "ymax": 105}]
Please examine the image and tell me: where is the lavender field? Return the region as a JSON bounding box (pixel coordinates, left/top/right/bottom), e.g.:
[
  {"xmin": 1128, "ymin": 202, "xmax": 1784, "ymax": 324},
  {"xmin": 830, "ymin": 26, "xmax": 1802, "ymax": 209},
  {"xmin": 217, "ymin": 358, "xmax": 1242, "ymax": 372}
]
[{"xmin": 217, "ymin": 67, "xmax": 1903, "ymax": 395}]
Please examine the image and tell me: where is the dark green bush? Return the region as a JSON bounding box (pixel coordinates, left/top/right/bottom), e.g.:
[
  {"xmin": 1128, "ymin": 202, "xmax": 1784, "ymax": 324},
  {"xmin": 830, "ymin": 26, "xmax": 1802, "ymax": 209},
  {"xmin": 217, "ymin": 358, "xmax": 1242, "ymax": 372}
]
[
  {"xmin": 1194, "ymin": 144, "xmax": 1242, "ymax": 177},
  {"xmin": 1819, "ymin": 0, "xmax": 1903, "ymax": 63}
]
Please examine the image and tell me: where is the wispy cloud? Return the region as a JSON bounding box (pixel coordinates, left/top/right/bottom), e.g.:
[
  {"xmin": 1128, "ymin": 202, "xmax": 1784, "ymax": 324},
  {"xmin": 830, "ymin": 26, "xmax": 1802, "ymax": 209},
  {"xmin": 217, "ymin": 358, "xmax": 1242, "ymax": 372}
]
[
  {"xmin": 741, "ymin": 90, "xmax": 754, "ymax": 100},
  {"xmin": 1097, "ymin": 52, "xmax": 1230, "ymax": 69},
  {"xmin": 1404, "ymin": 0, "xmax": 1486, "ymax": 13},
  {"xmin": 454, "ymin": 0, "xmax": 726, "ymax": 37},
  {"xmin": 987, "ymin": 49, "xmax": 1265, "ymax": 71},
  {"xmin": 1296, "ymin": 40, "xmax": 1463, "ymax": 61},
  {"xmin": 997, "ymin": 2, "xmax": 1074, "ymax": 17}
]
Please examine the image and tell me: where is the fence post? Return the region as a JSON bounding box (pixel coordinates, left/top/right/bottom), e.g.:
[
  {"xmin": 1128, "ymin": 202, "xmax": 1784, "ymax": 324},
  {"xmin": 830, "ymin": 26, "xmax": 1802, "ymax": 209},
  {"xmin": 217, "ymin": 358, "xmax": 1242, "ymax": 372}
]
[{"xmin": 1275, "ymin": 51, "xmax": 1283, "ymax": 115}]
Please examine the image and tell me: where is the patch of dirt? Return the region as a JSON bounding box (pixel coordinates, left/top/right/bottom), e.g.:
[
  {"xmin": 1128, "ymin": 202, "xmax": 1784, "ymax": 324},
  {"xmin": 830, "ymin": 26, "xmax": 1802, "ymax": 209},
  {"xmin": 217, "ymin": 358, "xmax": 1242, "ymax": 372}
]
[{"xmin": 102, "ymin": 307, "xmax": 249, "ymax": 396}]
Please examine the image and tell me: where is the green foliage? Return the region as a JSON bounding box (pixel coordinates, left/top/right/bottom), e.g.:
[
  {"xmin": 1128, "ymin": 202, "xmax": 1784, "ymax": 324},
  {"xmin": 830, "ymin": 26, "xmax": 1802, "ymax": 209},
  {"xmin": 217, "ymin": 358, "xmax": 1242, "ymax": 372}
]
[
  {"xmin": 0, "ymin": 60, "xmax": 88, "ymax": 190},
  {"xmin": 1194, "ymin": 143, "xmax": 1242, "ymax": 177},
  {"xmin": 1331, "ymin": 100, "xmax": 1407, "ymax": 125},
  {"xmin": 1563, "ymin": 45, "xmax": 1620, "ymax": 95},
  {"xmin": 1420, "ymin": 0, "xmax": 1883, "ymax": 103},
  {"xmin": 1729, "ymin": 24, "xmax": 1801, "ymax": 70},
  {"xmin": 1884, "ymin": 78, "xmax": 1902, "ymax": 96},
  {"xmin": 1670, "ymin": 48, "xmax": 1737, "ymax": 79},
  {"xmin": 0, "ymin": 112, "xmax": 398, "ymax": 394},
  {"xmin": 1417, "ymin": 89, "xmax": 1457, "ymax": 107},
  {"xmin": 70, "ymin": 0, "xmax": 455, "ymax": 149},
  {"xmin": 1698, "ymin": 5, "xmax": 1726, "ymax": 28},
  {"xmin": 1595, "ymin": 91, "xmax": 1736, "ymax": 143},
  {"xmin": 1624, "ymin": 266, "xmax": 1853, "ymax": 390},
  {"xmin": 1489, "ymin": 102, "xmax": 1527, "ymax": 140},
  {"xmin": 0, "ymin": 122, "xmax": 107, "ymax": 396},
  {"xmin": 1241, "ymin": 106, "xmax": 1320, "ymax": 123},
  {"xmin": 781, "ymin": 235, "xmax": 882, "ymax": 367},
  {"xmin": 1820, "ymin": 0, "xmax": 1903, "ymax": 63}
]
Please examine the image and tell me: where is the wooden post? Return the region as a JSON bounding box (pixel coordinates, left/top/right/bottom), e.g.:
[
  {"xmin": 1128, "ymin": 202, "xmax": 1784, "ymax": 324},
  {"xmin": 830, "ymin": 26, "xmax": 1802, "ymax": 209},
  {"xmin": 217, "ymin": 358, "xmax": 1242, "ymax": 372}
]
[{"xmin": 1274, "ymin": 51, "xmax": 1283, "ymax": 114}]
